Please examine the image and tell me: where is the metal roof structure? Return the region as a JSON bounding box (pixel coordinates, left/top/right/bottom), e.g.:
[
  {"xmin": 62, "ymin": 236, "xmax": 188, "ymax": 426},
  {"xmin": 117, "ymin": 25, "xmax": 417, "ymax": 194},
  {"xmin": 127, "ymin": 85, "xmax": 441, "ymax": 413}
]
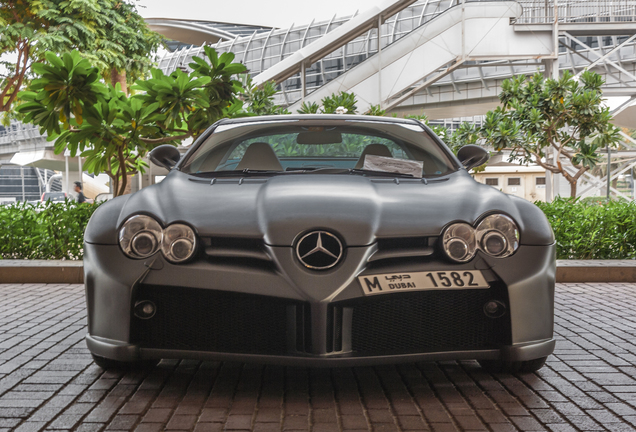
[
  {"xmin": 158, "ymin": 0, "xmax": 636, "ymax": 117},
  {"xmin": 146, "ymin": 18, "xmax": 273, "ymax": 50}
]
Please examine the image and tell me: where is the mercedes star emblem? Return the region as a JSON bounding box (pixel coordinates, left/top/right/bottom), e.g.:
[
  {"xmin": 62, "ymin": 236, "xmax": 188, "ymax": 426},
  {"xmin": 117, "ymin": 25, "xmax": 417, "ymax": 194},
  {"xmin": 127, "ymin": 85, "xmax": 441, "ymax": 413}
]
[{"xmin": 296, "ymin": 231, "xmax": 344, "ymax": 270}]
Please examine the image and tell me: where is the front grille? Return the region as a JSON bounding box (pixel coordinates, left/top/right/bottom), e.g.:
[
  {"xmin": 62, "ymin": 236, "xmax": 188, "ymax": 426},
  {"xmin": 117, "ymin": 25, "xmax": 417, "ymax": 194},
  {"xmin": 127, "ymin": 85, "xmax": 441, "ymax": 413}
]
[
  {"xmin": 131, "ymin": 285, "xmax": 306, "ymax": 355},
  {"xmin": 295, "ymin": 303, "xmax": 312, "ymax": 353},
  {"xmin": 333, "ymin": 285, "xmax": 511, "ymax": 355}
]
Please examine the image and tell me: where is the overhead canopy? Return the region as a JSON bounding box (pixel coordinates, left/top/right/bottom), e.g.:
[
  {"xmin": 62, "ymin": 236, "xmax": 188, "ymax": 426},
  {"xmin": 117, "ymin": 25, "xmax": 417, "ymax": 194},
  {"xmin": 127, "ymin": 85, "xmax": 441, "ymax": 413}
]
[
  {"xmin": 10, "ymin": 149, "xmax": 81, "ymax": 171},
  {"xmin": 145, "ymin": 18, "xmax": 273, "ymax": 47}
]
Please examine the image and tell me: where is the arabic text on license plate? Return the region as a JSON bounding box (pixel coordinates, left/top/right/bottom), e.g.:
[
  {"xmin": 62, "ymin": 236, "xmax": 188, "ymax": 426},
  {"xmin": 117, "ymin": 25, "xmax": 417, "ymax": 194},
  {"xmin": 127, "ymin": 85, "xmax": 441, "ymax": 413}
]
[{"xmin": 358, "ymin": 270, "xmax": 489, "ymax": 296}]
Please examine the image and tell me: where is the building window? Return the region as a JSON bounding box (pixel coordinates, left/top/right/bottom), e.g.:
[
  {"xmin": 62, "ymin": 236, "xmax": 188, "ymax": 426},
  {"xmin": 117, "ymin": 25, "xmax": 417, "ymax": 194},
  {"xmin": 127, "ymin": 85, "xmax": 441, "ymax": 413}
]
[
  {"xmin": 536, "ymin": 177, "xmax": 546, "ymax": 185},
  {"xmin": 508, "ymin": 178, "xmax": 521, "ymax": 186},
  {"xmin": 485, "ymin": 178, "xmax": 498, "ymax": 186}
]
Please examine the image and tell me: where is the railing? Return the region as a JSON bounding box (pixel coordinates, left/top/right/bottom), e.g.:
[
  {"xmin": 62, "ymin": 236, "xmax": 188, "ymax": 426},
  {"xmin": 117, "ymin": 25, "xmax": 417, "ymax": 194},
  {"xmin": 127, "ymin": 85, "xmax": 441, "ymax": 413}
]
[
  {"xmin": 515, "ymin": 0, "xmax": 636, "ymax": 24},
  {"xmin": 0, "ymin": 123, "xmax": 47, "ymax": 145}
]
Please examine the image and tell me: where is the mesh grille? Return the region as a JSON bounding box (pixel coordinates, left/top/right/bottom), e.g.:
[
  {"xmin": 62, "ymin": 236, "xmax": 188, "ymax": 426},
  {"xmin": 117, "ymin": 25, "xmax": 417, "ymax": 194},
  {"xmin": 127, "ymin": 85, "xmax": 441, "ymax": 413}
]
[
  {"xmin": 131, "ymin": 285, "xmax": 303, "ymax": 355},
  {"xmin": 336, "ymin": 286, "xmax": 511, "ymax": 355}
]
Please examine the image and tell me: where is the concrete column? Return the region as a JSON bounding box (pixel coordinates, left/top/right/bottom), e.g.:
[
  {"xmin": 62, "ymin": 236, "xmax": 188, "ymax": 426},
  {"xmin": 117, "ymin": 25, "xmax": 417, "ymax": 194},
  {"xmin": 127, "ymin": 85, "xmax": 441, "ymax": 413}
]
[{"xmin": 20, "ymin": 167, "xmax": 25, "ymax": 201}]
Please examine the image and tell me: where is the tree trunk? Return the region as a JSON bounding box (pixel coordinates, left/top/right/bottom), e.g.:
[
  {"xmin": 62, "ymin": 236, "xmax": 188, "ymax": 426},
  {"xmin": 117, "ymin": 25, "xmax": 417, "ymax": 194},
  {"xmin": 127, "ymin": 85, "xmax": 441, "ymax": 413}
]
[
  {"xmin": 569, "ymin": 179, "xmax": 577, "ymax": 198},
  {"xmin": 111, "ymin": 68, "xmax": 127, "ymax": 94}
]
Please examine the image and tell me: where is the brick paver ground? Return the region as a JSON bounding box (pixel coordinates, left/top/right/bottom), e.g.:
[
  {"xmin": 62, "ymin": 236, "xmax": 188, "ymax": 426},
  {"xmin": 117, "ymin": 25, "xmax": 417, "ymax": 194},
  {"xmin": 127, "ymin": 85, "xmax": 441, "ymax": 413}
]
[{"xmin": 1, "ymin": 283, "xmax": 636, "ymax": 432}]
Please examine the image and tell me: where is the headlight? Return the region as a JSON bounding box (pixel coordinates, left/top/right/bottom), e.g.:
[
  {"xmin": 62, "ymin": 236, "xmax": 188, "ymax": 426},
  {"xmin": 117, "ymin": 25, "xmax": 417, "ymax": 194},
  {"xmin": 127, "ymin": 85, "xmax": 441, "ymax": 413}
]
[
  {"xmin": 476, "ymin": 214, "xmax": 519, "ymax": 258},
  {"xmin": 442, "ymin": 222, "xmax": 477, "ymax": 262},
  {"xmin": 119, "ymin": 215, "xmax": 162, "ymax": 259},
  {"xmin": 442, "ymin": 214, "xmax": 520, "ymax": 262},
  {"xmin": 162, "ymin": 224, "xmax": 197, "ymax": 263}
]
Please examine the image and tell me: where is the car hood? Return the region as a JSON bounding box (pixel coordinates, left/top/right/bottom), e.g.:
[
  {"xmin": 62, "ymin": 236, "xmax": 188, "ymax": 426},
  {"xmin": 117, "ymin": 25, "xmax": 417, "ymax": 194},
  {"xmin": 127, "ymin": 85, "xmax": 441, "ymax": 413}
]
[{"xmin": 86, "ymin": 170, "xmax": 553, "ymax": 247}]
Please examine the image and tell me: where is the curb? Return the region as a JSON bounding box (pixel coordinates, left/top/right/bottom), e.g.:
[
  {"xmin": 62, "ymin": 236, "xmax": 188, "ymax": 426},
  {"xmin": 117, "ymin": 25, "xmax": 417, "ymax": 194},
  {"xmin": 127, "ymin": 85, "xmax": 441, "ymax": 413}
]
[
  {"xmin": 1, "ymin": 260, "xmax": 636, "ymax": 284},
  {"xmin": 0, "ymin": 260, "xmax": 84, "ymax": 284},
  {"xmin": 555, "ymin": 260, "xmax": 636, "ymax": 283}
]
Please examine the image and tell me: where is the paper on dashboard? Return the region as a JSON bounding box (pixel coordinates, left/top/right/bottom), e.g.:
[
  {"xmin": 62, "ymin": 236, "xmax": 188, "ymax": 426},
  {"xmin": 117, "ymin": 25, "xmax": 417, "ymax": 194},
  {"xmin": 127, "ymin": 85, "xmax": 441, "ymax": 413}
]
[{"xmin": 363, "ymin": 155, "xmax": 423, "ymax": 178}]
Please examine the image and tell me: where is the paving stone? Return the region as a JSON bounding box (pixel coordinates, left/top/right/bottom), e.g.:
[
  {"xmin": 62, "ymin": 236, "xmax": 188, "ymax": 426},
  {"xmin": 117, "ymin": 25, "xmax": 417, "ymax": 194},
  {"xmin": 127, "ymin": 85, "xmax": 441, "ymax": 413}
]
[{"xmin": 3, "ymin": 282, "xmax": 636, "ymax": 431}]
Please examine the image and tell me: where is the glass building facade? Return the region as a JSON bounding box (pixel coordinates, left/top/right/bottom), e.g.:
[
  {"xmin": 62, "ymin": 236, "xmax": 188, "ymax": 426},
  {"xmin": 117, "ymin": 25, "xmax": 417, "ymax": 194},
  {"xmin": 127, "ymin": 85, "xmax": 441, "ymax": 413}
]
[{"xmin": 158, "ymin": 0, "xmax": 460, "ymax": 106}]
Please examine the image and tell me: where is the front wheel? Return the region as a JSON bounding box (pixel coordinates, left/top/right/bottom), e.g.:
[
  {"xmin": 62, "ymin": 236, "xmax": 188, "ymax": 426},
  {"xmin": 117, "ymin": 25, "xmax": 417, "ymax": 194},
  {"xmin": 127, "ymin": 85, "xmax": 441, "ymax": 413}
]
[
  {"xmin": 91, "ymin": 354, "xmax": 158, "ymax": 371},
  {"xmin": 478, "ymin": 356, "xmax": 547, "ymax": 373}
]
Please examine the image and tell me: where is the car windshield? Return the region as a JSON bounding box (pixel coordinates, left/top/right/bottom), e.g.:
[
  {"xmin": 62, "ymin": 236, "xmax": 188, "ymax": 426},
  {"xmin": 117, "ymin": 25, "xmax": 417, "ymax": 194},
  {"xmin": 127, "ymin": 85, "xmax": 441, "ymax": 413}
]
[{"xmin": 179, "ymin": 121, "xmax": 457, "ymax": 178}]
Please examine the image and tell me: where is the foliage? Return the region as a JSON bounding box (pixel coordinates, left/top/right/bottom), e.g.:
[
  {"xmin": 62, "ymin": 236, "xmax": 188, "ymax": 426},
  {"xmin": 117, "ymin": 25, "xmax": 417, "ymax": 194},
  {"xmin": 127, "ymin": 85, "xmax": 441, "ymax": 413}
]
[
  {"xmin": 447, "ymin": 122, "xmax": 479, "ymax": 152},
  {"xmin": 366, "ymin": 104, "xmax": 386, "ymax": 116},
  {"xmin": 481, "ymin": 71, "xmax": 621, "ymax": 197},
  {"xmin": 18, "ymin": 48, "xmax": 246, "ymax": 197},
  {"xmin": 239, "ymin": 76, "xmax": 290, "ymax": 115},
  {"xmin": 0, "ymin": 200, "xmax": 100, "ymax": 260},
  {"xmin": 0, "ymin": 0, "xmax": 162, "ymax": 116},
  {"xmin": 297, "ymin": 101, "xmax": 320, "ymax": 114},
  {"xmin": 536, "ymin": 197, "xmax": 636, "ymax": 259},
  {"xmin": 321, "ymin": 91, "xmax": 358, "ymax": 114},
  {"xmin": 295, "ymin": 91, "xmax": 358, "ymax": 114},
  {"xmin": 5, "ymin": 196, "xmax": 636, "ymax": 261}
]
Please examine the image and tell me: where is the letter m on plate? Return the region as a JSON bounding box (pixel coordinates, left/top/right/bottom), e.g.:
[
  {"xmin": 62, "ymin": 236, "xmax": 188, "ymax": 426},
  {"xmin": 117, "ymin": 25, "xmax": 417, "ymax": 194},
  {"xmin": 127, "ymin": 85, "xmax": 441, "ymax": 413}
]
[{"xmin": 363, "ymin": 277, "xmax": 382, "ymax": 293}]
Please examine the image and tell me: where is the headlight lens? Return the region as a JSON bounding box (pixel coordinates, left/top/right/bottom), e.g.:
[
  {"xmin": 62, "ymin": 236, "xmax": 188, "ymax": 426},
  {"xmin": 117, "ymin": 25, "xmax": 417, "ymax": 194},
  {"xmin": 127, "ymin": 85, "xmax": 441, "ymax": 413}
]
[
  {"xmin": 442, "ymin": 223, "xmax": 477, "ymax": 262},
  {"xmin": 119, "ymin": 215, "xmax": 162, "ymax": 259},
  {"xmin": 442, "ymin": 214, "xmax": 520, "ymax": 262},
  {"xmin": 476, "ymin": 214, "xmax": 519, "ymax": 258},
  {"xmin": 162, "ymin": 224, "xmax": 197, "ymax": 263}
]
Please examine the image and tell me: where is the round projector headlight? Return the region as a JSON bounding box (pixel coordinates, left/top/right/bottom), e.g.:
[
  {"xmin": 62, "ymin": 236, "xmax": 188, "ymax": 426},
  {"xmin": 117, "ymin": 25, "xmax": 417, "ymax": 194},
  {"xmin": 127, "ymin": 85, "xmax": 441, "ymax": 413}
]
[
  {"xmin": 119, "ymin": 215, "xmax": 162, "ymax": 259},
  {"xmin": 476, "ymin": 214, "xmax": 519, "ymax": 258},
  {"xmin": 162, "ymin": 224, "xmax": 197, "ymax": 263},
  {"xmin": 442, "ymin": 223, "xmax": 477, "ymax": 262}
]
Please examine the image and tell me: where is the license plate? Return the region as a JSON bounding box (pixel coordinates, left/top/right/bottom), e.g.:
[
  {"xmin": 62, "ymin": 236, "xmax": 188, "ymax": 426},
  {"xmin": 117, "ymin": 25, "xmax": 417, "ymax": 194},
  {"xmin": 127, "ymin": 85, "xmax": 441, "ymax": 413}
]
[{"xmin": 358, "ymin": 270, "xmax": 489, "ymax": 296}]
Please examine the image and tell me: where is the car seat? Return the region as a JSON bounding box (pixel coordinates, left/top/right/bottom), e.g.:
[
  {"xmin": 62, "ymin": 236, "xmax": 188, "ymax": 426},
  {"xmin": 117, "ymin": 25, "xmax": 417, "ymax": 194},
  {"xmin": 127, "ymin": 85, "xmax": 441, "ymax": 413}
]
[
  {"xmin": 354, "ymin": 143, "xmax": 393, "ymax": 169},
  {"xmin": 236, "ymin": 142, "xmax": 283, "ymax": 171}
]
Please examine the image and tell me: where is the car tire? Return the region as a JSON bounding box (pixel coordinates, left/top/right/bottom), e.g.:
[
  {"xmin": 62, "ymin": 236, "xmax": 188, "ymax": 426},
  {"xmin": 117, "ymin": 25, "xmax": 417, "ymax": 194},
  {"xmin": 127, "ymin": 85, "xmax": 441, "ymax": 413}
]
[
  {"xmin": 478, "ymin": 356, "xmax": 547, "ymax": 373},
  {"xmin": 91, "ymin": 354, "xmax": 158, "ymax": 371}
]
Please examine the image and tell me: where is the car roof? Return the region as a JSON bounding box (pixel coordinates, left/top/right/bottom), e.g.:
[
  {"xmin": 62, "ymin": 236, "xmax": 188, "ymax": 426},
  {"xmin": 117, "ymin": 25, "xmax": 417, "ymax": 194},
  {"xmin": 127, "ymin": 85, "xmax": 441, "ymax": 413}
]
[{"xmin": 216, "ymin": 114, "xmax": 422, "ymax": 126}]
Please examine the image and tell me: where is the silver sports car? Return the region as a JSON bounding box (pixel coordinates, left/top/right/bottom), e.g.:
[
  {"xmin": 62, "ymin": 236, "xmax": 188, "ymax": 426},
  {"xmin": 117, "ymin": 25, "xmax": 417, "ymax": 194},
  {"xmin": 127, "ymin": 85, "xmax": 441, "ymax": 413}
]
[{"xmin": 84, "ymin": 114, "xmax": 555, "ymax": 372}]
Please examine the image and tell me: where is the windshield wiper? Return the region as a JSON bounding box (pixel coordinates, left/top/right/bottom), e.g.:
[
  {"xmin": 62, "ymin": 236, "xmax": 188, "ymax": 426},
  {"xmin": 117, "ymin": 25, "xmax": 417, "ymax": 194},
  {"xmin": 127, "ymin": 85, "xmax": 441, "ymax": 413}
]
[
  {"xmin": 190, "ymin": 169, "xmax": 283, "ymax": 177},
  {"xmin": 189, "ymin": 168, "xmax": 416, "ymax": 179},
  {"xmin": 301, "ymin": 167, "xmax": 416, "ymax": 178}
]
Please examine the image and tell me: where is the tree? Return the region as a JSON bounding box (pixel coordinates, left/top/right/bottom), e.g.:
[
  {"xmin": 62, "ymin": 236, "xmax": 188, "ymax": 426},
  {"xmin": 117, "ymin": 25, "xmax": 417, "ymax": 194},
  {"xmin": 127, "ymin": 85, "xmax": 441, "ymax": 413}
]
[
  {"xmin": 297, "ymin": 101, "xmax": 320, "ymax": 114},
  {"xmin": 18, "ymin": 48, "xmax": 246, "ymax": 196},
  {"xmin": 321, "ymin": 91, "xmax": 357, "ymax": 114},
  {"xmin": 0, "ymin": 0, "xmax": 161, "ymax": 116},
  {"xmin": 297, "ymin": 91, "xmax": 358, "ymax": 114},
  {"xmin": 366, "ymin": 104, "xmax": 386, "ymax": 116},
  {"xmin": 481, "ymin": 71, "xmax": 620, "ymax": 197},
  {"xmin": 239, "ymin": 76, "xmax": 290, "ymax": 115}
]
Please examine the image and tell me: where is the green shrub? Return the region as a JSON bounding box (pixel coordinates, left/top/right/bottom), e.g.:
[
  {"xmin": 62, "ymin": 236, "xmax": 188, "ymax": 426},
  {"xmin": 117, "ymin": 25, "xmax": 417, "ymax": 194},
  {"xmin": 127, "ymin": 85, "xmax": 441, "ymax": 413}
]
[
  {"xmin": 2, "ymin": 196, "xmax": 635, "ymax": 261},
  {"xmin": 0, "ymin": 200, "xmax": 100, "ymax": 260},
  {"xmin": 536, "ymin": 197, "xmax": 636, "ymax": 259}
]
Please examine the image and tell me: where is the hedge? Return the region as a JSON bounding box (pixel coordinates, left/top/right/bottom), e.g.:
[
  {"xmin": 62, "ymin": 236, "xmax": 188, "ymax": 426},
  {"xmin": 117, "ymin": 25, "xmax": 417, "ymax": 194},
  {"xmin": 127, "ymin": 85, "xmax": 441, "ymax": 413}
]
[
  {"xmin": 535, "ymin": 198, "xmax": 636, "ymax": 260},
  {"xmin": 0, "ymin": 200, "xmax": 100, "ymax": 260},
  {"xmin": 1, "ymin": 197, "xmax": 635, "ymax": 261}
]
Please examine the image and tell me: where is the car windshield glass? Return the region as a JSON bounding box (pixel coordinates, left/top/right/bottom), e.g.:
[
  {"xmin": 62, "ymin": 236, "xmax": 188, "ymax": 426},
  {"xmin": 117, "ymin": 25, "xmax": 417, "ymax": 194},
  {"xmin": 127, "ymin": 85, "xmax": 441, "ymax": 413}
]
[{"xmin": 180, "ymin": 122, "xmax": 457, "ymax": 178}]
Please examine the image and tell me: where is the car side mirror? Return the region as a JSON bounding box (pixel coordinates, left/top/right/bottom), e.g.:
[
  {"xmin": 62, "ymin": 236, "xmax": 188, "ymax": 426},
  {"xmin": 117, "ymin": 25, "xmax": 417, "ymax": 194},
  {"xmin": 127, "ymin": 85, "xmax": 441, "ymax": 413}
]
[
  {"xmin": 457, "ymin": 145, "xmax": 489, "ymax": 171},
  {"xmin": 149, "ymin": 145, "xmax": 181, "ymax": 170}
]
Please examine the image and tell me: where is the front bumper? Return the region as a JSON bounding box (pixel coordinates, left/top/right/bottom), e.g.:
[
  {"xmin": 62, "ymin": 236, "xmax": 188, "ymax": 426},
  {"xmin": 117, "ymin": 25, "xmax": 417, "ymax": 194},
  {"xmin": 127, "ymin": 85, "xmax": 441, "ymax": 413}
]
[
  {"xmin": 86, "ymin": 334, "xmax": 556, "ymax": 367},
  {"xmin": 84, "ymin": 240, "xmax": 555, "ymax": 365}
]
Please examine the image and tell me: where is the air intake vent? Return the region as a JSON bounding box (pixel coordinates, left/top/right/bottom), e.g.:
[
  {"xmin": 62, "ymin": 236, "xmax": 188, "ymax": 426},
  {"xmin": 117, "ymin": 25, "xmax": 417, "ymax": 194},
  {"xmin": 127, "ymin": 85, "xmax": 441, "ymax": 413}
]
[{"xmin": 131, "ymin": 285, "xmax": 305, "ymax": 355}]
